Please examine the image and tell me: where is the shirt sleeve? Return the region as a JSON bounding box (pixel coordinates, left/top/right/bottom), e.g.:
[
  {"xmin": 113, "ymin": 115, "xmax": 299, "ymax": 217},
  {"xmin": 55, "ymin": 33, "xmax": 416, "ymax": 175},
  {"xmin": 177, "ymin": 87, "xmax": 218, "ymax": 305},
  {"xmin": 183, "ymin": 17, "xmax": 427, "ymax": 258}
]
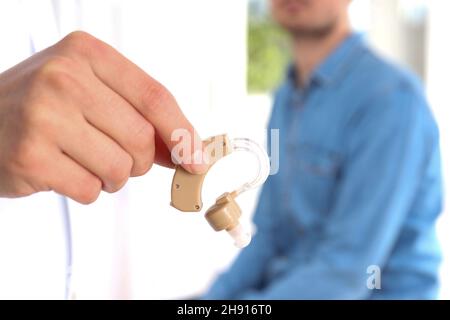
[{"xmin": 237, "ymin": 84, "xmax": 442, "ymax": 299}]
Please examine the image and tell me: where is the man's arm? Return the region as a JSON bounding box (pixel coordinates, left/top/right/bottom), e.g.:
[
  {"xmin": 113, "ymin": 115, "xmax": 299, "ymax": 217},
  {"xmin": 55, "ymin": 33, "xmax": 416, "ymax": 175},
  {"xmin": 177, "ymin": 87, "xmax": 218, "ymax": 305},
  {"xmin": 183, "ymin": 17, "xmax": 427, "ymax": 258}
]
[
  {"xmin": 203, "ymin": 179, "xmax": 278, "ymax": 299},
  {"xmin": 203, "ymin": 96, "xmax": 285, "ymax": 300},
  {"xmin": 237, "ymin": 84, "xmax": 442, "ymax": 299}
]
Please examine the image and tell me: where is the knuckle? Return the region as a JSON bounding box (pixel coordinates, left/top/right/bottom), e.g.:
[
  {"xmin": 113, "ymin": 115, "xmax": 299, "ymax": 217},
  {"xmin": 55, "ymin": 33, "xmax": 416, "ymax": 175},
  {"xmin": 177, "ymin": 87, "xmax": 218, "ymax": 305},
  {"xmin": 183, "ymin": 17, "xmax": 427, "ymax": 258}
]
[
  {"xmin": 11, "ymin": 139, "xmax": 42, "ymax": 175},
  {"xmin": 20, "ymin": 100, "xmax": 57, "ymax": 137},
  {"xmin": 61, "ymin": 31, "xmax": 92, "ymax": 50},
  {"xmin": 23, "ymin": 58, "xmax": 80, "ymax": 134},
  {"xmin": 61, "ymin": 31, "xmax": 106, "ymax": 57},
  {"xmin": 131, "ymin": 157, "xmax": 153, "ymax": 177},
  {"xmin": 141, "ymin": 82, "xmax": 173, "ymax": 117},
  {"xmin": 75, "ymin": 176, "xmax": 102, "ymax": 204},
  {"xmin": 34, "ymin": 57, "xmax": 78, "ymax": 90},
  {"xmin": 131, "ymin": 123, "xmax": 155, "ymax": 153},
  {"xmin": 105, "ymin": 153, "xmax": 133, "ymax": 192},
  {"xmin": 129, "ymin": 124, "xmax": 155, "ymax": 176},
  {"xmin": 131, "ymin": 153, "xmax": 155, "ymax": 177},
  {"xmin": 64, "ymin": 30, "xmax": 92, "ymax": 43}
]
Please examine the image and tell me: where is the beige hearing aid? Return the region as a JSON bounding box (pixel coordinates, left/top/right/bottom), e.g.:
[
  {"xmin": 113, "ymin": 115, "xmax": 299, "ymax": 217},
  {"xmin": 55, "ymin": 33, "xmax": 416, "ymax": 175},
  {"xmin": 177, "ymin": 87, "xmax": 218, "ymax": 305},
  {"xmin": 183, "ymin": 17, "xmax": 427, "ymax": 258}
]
[{"xmin": 170, "ymin": 134, "xmax": 270, "ymax": 248}]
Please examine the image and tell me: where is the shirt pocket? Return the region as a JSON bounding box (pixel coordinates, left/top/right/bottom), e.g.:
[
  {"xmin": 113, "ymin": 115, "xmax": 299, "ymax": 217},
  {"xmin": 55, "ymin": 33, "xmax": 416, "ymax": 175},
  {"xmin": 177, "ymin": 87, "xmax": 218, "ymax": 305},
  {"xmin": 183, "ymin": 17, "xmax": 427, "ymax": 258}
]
[{"xmin": 286, "ymin": 143, "xmax": 341, "ymax": 230}]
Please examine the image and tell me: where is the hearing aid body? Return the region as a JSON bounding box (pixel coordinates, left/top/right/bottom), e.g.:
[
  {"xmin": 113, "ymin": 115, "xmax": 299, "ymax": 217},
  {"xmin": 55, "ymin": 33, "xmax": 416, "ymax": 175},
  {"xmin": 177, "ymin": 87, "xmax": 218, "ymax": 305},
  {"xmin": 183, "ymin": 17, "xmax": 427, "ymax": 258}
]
[
  {"xmin": 170, "ymin": 134, "xmax": 270, "ymax": 248},
  {"xmin": 170, "ymin": 134, "xmax": 232, "ymax": 212}
]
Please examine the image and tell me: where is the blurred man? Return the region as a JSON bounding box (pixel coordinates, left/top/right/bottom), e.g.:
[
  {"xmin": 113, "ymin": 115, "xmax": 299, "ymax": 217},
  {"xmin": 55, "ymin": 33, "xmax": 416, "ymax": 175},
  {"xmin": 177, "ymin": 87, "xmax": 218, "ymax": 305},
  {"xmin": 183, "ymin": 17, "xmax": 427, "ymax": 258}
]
[{"xmin": 205, "ymin": 0, "xmax": 443, "ymax": 299}]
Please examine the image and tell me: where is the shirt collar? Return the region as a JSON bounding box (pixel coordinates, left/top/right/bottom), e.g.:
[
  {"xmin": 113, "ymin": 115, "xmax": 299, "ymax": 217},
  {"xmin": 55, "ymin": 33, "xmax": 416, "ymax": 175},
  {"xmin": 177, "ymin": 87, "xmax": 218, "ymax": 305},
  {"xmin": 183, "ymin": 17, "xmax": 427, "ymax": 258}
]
[{"xmin": 287, "ymin": 32, "xmax": 366, "ymax": 88}]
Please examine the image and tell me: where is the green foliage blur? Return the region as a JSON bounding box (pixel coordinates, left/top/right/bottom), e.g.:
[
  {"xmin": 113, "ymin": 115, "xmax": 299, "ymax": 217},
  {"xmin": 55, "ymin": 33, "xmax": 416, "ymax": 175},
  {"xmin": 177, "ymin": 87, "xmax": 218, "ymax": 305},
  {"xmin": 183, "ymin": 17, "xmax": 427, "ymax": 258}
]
[{"xmin": 247, "ymin": 18, "xmax": 291, "ymax": 93}]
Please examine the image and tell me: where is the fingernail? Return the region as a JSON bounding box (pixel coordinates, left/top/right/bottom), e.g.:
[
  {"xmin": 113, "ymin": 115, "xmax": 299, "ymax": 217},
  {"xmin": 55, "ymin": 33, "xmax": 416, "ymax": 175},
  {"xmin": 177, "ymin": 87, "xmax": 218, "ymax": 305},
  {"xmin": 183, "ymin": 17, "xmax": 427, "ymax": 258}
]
[{"xmin": 188, "ymin": 149, "xmax": 210, "ymax": 174}]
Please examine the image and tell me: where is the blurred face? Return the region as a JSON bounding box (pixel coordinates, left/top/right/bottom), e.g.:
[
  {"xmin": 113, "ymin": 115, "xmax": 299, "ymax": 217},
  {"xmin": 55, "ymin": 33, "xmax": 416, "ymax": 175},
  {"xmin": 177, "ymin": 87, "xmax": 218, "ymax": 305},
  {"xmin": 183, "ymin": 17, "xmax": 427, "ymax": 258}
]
[{"xmin": 271, "ymin": 0, "xmax": 350, "ymax": 37}]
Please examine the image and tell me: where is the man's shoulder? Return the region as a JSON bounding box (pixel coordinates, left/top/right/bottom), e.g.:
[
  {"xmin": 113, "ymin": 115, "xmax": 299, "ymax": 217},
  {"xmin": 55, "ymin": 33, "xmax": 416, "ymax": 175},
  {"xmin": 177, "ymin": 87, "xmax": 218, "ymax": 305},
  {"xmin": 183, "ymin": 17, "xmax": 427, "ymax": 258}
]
[
  {"xmin": 347, "ymin": 47, "xmax": 438, "ymax": 137},
  {"xmin": 351, "ymin": 46, "xmax": 424, "ymax": 101}
]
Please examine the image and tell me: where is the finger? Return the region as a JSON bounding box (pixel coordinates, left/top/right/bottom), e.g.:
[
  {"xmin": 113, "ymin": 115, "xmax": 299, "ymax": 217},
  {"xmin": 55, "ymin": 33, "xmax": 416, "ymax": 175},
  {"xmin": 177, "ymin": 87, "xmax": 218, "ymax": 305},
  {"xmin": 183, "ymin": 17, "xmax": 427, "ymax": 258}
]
[
  {"xmin": 79, "ymin": 34, "xmax": 209, "ymax": 174},
  {"xmin": 57, "ymin": 117, "xmax": 133, "ymax": 193},
  {"xmin": 79, "ymin": 75, "xmax": 156, "ymax": 177},
  {"xmin": 47, "ymin": 151, "xmax": 102, "ymax": 204},
  {"xmin": 154, "ymin": 132, "xmax": 175, "ymax": 169}
]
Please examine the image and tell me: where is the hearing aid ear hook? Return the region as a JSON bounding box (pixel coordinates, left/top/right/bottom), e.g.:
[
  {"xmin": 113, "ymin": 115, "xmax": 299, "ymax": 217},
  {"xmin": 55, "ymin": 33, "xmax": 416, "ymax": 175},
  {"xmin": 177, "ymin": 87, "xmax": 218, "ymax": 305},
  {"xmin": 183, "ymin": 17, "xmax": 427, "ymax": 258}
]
[{"xmin": 170, "ymin": 134, "xmax": 270, "ymax": 248}]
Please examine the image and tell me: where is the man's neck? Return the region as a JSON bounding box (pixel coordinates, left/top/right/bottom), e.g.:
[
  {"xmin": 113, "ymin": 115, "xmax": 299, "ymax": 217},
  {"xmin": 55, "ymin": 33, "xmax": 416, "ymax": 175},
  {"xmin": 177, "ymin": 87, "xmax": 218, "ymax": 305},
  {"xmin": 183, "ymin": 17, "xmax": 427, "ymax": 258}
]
[{"xmin": 292, "ymin": 21, "xmax": 351, "ymax": 88}]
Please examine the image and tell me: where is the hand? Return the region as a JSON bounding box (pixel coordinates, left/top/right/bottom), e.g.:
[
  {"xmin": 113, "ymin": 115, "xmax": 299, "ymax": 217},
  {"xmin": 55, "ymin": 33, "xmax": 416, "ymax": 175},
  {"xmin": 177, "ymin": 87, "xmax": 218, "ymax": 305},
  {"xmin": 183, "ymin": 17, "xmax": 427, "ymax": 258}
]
[{"xmin": 0, "ymin": 31, "xmax": 207, "ymax": 204}]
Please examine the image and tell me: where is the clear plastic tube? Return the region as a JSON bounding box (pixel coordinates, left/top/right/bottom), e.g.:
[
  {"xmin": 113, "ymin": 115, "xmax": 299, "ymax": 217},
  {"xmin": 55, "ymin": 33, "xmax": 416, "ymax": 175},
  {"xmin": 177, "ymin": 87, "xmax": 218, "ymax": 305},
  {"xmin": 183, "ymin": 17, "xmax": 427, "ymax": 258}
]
[
  {"xmin": 230, "ymin": 137, "xmax": 271, "ymax": 196},
  {"xmin": 222, "ymin": 137, "xmax": 270, "ymax": 248}
]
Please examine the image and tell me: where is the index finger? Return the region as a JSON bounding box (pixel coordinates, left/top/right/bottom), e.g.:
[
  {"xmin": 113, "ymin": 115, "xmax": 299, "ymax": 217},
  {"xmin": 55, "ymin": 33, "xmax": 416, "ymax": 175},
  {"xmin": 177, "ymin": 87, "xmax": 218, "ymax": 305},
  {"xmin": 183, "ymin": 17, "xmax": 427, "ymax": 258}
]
[{"xmin": 66, "ymin": 32, "xmax": 209, "ymax": 174}]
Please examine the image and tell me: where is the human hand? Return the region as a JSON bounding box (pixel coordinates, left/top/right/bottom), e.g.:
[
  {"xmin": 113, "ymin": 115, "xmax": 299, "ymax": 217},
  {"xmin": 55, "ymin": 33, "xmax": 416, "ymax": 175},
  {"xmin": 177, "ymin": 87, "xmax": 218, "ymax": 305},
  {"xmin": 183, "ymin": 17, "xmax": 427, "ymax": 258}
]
[{"xmin": 0, "ymin": 31, "xmax": 207, "ymax": 204}]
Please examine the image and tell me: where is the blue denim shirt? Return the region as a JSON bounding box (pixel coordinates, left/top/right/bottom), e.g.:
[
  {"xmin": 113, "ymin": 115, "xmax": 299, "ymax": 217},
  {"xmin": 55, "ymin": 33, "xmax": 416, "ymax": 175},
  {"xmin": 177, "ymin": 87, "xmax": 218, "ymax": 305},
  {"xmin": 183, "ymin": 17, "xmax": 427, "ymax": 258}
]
[{"xmin": 204, "ymin": 33, "xmax": 443, "ymax": 299}]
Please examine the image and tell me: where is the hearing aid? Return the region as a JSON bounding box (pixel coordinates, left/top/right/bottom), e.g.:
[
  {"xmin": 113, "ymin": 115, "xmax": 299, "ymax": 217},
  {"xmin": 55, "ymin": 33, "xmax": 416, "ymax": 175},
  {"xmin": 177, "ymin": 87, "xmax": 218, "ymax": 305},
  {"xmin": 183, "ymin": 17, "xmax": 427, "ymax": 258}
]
[{"xmin": 170, "ymin": 134, "xmax": 270, "ymax": 248}]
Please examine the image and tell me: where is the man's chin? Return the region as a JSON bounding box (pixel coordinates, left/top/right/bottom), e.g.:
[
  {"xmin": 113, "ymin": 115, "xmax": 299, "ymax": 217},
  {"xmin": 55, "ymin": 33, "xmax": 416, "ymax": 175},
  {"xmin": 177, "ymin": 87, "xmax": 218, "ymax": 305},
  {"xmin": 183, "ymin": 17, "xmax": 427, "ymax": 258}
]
[{"xmin": 282, "ymin": 22, "xmax": 336, "ymax": 39}]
